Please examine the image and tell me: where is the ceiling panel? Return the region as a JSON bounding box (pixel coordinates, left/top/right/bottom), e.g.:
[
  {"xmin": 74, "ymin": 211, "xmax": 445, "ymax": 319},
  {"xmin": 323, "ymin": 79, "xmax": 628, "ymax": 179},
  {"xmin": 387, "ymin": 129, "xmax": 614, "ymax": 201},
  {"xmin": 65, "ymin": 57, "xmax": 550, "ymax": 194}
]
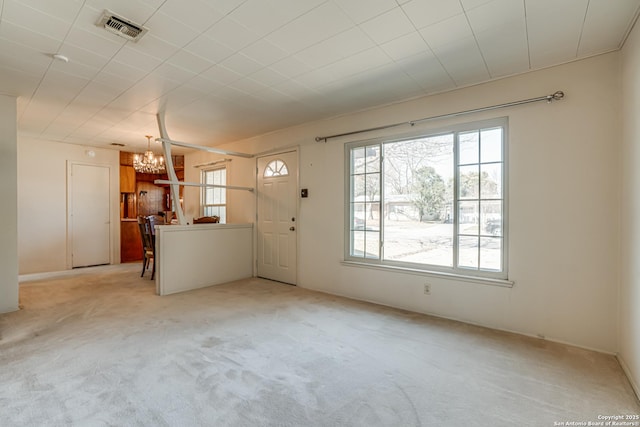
[
  {"xmin": 152, "ymin": 62, "xmax": 197, "ymax": 84},
  {"xmin": 74, "ymin": 81, "xmax": 120, "ymax": 107},
  {"xmin": 295, "ymin": 28, "xmax": 374, "ymax": 69},
  {"xmin": 101, "ymin": 59, "xmax": 148, "ymax": 83},
  {"xmin": 264, "ymin": 2, "xmax": 353, "ymax": 54},
  {"xmin": 268, "ymin": 56, "xmax": 314, "ymax": 79},
  {"xmin": 229, "ymin": 0, "xmax": 324, "ymax": 36},
  {"xmin": 467, "ymin": 0, "xmax": 528, "ymax": 77},
  {"xmin": 430, "ymin": 37, "xmax": 490, "ymax": 86},
  {"xmin": 65, "ymin": 26, "xmax": 125, "ymax": 59},
  {"xmin": 156, "ymin": 0, "xmax": 224, "ymax": 33},
  {"xmin": 0, "ymin": 20, "xmax": 63, "ymax": 54},
  {"xmin": 0, "ymin": 66, "xmax": 42, "ymax": 97},
  {"xmin": 460, "ymin": 0, "xmax": 495, "ymax": 11},
  {"xmin": 395, "ymin": 51, "xmax": 455, "ymax": 92},
  {"xmin": 199, "ymin": 65, "xmax": 243, "ymax": 86},
  {"xmin": 3, "ymin": 0, "xmax": 72, "ymax": 41},
  {"xmin": 166, "ymin": 49, "xmax": 215, "ymax": 75},
  {"xmin": 112, "ymin": 45, "xmax": 162, "ymax": 73},
  {"xmin": 359, "ymin": 7, "xmax": 416, "ymax": 45},
  {"xmin": 271, "ymin": 79, "xmax": 320, "ymax": 101},
  {"xmin": 526, "ymin": 0, "xmax": 589, "ymax": 68},
  {"xmin": 240, "ymin": 39, "xmax": 289, "ymax": 67},
  {"xmin": 474, "ymin": 21, "xmax": 529, "ymax": 78},
  {"xmin": 578, "ymin": 0, "xmax": 640, "ymax": 55},
  {"xmin": 466, "ymin": 0, "xmax": 523, "ymax": 33},
  {"xmin": 297, "ymin": 47, "xmax": 392, "ymax": 89},
  {"xmin": 420, "ymin": 14, "xmax": 474, "ymax": 48},
  {"xmin": 13, "ymin": 0, "xmax": 84, "ymax": 24},
  {"xmin": 0, "ymin": 0, "xmax": 637, "ymax": 149},
  {"xmin": 420, "ymin": 14, "xmax": 490, "ymax": 85},
  {"xmin": 333, "ymin": 0, "xmax": 397, "ymax": 24},
  {"xmin": 92, "ymin": 70, "xmax": 136, "ymax": 92},
  {"xmin": 0, "ymin": 38, "xmax": 52, "ymax": 78},
  {"xmin": 85, "ymin": 0, "xmax": 157, "ymax": 23},
  {"xmin": 129, "ymin": 34, "xmax": 180, "ymax": 62},
  {"xmin": 380, "ymin": 32, "xmax": 432, "ymax": 61},
  {"xmin": 402, "ymin": 0, "xmax": 464, "ymax": 29},
  {"xmin": 247, "ymin": 67, "xmax": 289, "ymax": 88},
  {"xmin": 144, "ymin": 11, "xmax": 199, "ymax": 48},
  {"xmin": 206, "ymin": 17, "xmax": 261, "ymax": 52},
  {"xmin": 228, "ymin": 77, "xmax": 269, "ymax": 95},
  {"xmin": 37, "ymin": 70, "xmax": 89, "ymax": 100},
  {"xmin": 220, "ymin": 52, "xmax": 263, "ymax": 76},
  {"xmin": 183, "ymin": 34, "xmax": 235, "ymax": 64}
]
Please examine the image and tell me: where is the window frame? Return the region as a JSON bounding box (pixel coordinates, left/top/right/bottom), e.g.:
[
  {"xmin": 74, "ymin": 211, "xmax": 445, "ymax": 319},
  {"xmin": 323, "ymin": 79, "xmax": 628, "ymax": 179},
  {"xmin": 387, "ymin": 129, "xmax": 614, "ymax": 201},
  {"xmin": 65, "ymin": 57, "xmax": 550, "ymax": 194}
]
[
  {"xmin": 344, "ymin": 117, "xmax": 509, "ymax": 282},
  {"xmin": 201, "ymin": 166, "xmax": 227, "ymax": 222}
]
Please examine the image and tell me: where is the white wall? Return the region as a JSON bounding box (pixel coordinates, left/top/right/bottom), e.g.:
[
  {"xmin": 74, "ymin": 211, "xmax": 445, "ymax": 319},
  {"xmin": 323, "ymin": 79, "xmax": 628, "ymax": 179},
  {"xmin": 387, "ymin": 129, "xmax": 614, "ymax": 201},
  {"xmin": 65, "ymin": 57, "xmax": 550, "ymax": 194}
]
[
  {"xmin": 186, "ymin": 53, "xmax": 623, "ymax": 354},
  {"xmin": 17, "ymin": 137, "xmax": 120, "ymax": 274},
  {"xmin": 621, "ymin": 20, "xmax": 640, "ymax": 396},
  {"xmin": 183, "ymin": 151, "xmax": 255, "ymax": 224},
  {"xmin": 0, "ymin": 95, "xmax": 19, "ymax": 313}
]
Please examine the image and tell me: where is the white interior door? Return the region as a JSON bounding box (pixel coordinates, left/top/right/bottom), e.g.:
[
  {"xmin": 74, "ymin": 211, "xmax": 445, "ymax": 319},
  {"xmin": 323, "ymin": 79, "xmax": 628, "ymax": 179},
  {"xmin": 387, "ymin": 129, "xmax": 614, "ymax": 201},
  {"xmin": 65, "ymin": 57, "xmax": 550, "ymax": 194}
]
[
  {"xmin": 70, "ymin": 163, "xmax": 110, "ymax": 268},
  {"xmin": 257, "ymin": 151, "xmax": 298, "ymax": 284}
]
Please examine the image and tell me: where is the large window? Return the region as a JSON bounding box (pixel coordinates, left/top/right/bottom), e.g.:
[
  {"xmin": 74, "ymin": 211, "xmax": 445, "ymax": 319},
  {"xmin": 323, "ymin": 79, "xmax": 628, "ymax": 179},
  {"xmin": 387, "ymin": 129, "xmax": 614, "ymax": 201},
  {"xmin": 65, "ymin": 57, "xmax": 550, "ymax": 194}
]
[
  {"xmin": 202, "ymin": 167, "xmax": 226, "ymax": 223},
  {"xmin": 346, "ymin": 118, "xmax": 507, "ymax": 280}
]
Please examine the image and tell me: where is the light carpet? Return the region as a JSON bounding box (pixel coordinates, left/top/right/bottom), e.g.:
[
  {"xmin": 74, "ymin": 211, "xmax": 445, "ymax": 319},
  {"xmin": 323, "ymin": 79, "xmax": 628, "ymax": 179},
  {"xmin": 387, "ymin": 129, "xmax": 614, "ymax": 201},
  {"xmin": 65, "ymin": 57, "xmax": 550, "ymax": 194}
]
[{"xmin": 0, "ymin": 264, "xmax": 638, "ymax": 426}]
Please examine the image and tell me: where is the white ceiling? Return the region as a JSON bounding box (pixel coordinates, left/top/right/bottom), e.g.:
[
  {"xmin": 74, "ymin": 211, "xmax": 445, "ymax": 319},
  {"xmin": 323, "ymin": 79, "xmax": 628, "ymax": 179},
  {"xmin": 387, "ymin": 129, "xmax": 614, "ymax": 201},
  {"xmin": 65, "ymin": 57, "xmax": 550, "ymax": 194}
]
[{"xmin": 0, "ymin": 0, "xmax": 638, "ymax": 152}]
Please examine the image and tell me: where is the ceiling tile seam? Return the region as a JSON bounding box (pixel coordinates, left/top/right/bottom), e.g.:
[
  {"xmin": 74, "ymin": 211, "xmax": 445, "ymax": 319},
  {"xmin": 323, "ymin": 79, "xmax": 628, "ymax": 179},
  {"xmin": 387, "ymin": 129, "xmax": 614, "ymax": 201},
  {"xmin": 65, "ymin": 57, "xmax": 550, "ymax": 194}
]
[
  {"xmin": 333, "ymin": 0, "xmax": 397, "ymax": 26},
  {"xmin": 13, "ymin": 0, "xmax": 87, "ymax": 125},
  {"xmin": 217, "ymin": 1, "xmax": 330, "ymax": 58},
  {"xmin": 160, "ymin": 1, "xmax": 360, "ymax": 111},
  {"xmin": 523, "ymin": 0, "xmax": 532, "ymax": 70},
  {"xmin": 120, "ymin": 69, "xmax": 253, "ymax": 134},
  {"xmin": 459, "ymin": 0, "xmax": 492, "ymax": 80},
  {"xmin": 289, "ymin": 28, "xmax": 382, "ymax": 76},
  {"xmin": 343, "ymin": 4, "xmax": 431, "ymax": 91},
  {"xmin": 41, "ymin": 47, "xmax": 142, "ymax": 140},
  {"xmin": 238, "ymin": 0, "xmax": 330, "ymax": 38},
  {"xmin": 123, "ymin": 6, "xmax": 278, "ymax": 114},
  {"xmin": 37, "ymin": 0, "xmax": 96, "ymax": 135},
  {"xmin": 56, "ymin": 2, "xmax": 254, "ymax": 142},
  {"xmin": 237, "ymin": 0, "xmax": 382, "ymax": 66},
  {"xmin": 46, "ymin": 68, "xmax": 137, "ymax": 139},
  {"xmin": 574, "ymin": 0, "xmax": 591, "ymax": 59},
  {"xmin": 619, "ymin": 3, "xmax": 640, "ymax": 49},
  {"xmin": 395, "ymin": 2, "xmax": 456, "ymax": 89}
]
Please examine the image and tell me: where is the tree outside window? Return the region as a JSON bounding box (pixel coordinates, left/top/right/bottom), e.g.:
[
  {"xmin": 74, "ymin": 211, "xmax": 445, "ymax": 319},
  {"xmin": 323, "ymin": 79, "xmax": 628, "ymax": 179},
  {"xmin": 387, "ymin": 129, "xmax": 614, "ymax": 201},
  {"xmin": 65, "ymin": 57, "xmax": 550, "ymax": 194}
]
[{"xmin": 346, "ymin": 118, "xmax": 507, "ymax": 279}]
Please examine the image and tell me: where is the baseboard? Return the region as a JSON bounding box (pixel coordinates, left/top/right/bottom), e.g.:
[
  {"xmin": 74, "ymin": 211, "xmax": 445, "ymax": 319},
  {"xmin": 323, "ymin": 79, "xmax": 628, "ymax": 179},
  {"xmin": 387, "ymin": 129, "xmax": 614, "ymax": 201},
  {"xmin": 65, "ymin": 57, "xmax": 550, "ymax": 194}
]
[
  {"xmin": 299, "ymin": 284, "xmax": 617, "ymax": 356},
  {"xmin": 617, "ymin": 354, "xmax": 640, "ymax": 403},
  {"xmin": 18, "ymin": 264, "xmax": 125, "ymax": 283}
]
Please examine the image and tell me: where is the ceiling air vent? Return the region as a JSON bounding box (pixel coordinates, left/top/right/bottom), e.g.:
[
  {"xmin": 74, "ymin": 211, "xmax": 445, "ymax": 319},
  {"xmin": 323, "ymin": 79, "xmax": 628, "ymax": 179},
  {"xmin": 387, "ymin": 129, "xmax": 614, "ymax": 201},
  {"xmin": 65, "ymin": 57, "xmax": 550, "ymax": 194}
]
[{"xmin": 96, "ymin": 10, "xmax": 148, "ymax": 42}]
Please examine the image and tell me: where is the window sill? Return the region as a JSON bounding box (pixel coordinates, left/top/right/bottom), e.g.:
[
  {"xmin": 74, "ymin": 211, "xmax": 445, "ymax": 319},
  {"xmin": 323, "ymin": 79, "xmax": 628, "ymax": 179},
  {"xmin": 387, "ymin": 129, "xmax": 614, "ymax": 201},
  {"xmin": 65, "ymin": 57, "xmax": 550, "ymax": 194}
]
[{"xmin": 340, "ymin": 260, "xmax": 514, "ymax": 288}]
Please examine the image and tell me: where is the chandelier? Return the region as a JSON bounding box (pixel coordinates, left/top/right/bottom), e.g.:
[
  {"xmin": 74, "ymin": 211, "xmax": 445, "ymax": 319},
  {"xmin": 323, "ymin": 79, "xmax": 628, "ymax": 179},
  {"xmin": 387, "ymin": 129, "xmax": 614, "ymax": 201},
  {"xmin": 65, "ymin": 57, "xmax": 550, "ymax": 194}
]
[{"xmin": 133, "ymin": 135, "xmax": 166, "ymax": 174}]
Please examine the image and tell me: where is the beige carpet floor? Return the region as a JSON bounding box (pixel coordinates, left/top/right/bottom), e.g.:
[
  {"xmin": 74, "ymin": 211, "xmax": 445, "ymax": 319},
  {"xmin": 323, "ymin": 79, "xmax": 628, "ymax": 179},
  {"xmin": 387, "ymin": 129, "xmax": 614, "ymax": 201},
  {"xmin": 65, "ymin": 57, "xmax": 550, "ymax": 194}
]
[{"xmin": 0, "ymin": 264, "xmax": 638, "ymax": 427}]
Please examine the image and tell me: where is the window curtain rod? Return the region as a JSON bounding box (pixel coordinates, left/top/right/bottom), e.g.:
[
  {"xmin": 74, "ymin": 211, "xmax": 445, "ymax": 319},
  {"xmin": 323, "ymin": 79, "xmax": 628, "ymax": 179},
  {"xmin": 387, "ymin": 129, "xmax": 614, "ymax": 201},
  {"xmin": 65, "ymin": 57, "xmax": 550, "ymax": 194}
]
[{"xmin": 314, "ymin": 90, "xmax": 565, "ymax": 143}]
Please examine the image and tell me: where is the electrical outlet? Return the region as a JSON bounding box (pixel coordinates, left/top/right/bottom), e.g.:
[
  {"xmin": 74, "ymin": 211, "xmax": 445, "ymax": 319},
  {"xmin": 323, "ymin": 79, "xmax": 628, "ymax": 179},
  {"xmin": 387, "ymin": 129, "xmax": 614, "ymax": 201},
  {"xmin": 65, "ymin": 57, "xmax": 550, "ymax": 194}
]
[{"xmin": 423, "ymin": 284, "xmax": 431, "ymax": 295}]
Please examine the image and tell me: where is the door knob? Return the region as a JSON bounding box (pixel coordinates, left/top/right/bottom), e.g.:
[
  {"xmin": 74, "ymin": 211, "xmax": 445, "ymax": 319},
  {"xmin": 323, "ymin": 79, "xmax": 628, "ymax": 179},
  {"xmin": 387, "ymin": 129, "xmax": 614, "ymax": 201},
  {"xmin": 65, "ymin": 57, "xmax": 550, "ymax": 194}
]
[{"xmin": 289, "ymin": 226, "xmax": 295, "ymax": 231}]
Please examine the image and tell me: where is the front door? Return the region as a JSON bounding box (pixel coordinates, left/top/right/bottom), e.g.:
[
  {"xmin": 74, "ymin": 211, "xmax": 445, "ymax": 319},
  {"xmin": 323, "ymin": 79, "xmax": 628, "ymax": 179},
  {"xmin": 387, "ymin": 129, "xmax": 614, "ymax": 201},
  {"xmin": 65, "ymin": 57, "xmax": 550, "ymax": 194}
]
[
  {"xmin": 70, "ymin": 163, "xmax": 111, "ymax": 268},
  {"xmin": 257, "ymin": 151, "xmax": 297, "ymax": 284}
]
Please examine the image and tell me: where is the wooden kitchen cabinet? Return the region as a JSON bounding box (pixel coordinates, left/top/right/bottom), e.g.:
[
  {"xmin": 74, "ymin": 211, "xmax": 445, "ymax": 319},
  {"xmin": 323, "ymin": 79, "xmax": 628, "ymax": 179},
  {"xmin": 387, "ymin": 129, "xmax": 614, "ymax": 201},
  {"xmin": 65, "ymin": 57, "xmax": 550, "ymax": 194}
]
[{"xmin": 120, "ymin": 165, "xmax": 136, "ymax": 193}]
